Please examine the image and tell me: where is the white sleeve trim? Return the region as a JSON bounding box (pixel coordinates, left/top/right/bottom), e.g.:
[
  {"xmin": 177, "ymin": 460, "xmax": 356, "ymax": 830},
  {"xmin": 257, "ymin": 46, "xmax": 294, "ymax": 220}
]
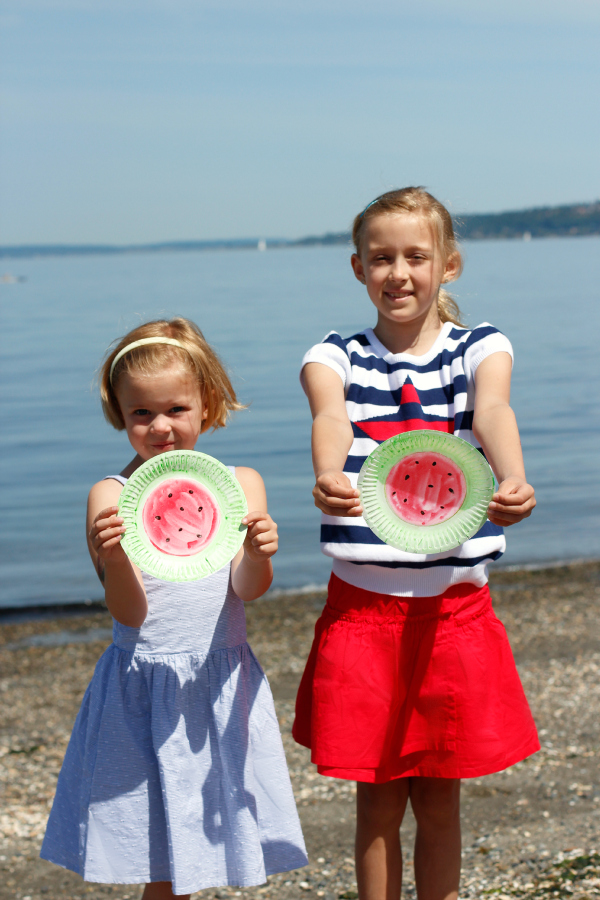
[
  {"xmin": 300, "ymin": 336, "xmax": 351, "ymax": 394},
  {"xmin": 463, "ymin": 327, "xmax": 514, "ymax": 382}
]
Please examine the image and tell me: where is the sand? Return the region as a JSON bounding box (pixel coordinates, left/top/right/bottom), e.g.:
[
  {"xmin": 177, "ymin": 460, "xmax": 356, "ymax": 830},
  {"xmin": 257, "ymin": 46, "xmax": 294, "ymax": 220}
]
[{"xmin": 1, "ymin": 561, "xmax": 599, "ymax": 899}]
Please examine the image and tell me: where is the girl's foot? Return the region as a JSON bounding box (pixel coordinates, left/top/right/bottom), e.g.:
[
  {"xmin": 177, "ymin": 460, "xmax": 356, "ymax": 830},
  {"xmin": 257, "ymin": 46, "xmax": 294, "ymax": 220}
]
[{"xmin": 142, "ymin": 882, "xmax": 190, "ymax": 900}]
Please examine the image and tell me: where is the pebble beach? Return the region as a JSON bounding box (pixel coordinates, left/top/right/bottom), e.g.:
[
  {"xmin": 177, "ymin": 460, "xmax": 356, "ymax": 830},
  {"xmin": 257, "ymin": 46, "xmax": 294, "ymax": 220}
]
[{"xmin": 1, "ymin": 561, "xmax": 600, "ymax": 900}]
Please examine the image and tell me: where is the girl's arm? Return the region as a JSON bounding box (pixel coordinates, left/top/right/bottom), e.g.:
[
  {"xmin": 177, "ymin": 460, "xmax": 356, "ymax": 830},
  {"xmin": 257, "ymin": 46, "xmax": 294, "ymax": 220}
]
[
  {"xmin": 472, "ymin": 352, "xmax": 536, "ymax": 527},
  {"xmin": 231, "ymin": 467, "xmax": 278, "ymax": 602},
  {"xmin": 304, "ymin": 362, "xmax": 362, "ymax": 517},
  {"xmin": 86, "ymin": 479, "xmax": 148, "ymax": 627}
]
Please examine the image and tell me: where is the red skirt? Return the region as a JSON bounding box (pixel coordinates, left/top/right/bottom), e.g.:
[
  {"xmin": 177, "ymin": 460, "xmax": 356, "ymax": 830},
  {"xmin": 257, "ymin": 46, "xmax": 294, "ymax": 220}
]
[{"xmin": 293, "ymin": 574, "xmax": 539, "ymax": 782}]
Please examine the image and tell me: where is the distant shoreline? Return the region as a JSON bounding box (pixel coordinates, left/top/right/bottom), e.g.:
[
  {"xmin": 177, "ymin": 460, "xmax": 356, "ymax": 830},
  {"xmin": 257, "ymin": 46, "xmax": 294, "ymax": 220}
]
[{"xmin": 2, "ymin": 200, "xmax": 599, "ymax": 260}]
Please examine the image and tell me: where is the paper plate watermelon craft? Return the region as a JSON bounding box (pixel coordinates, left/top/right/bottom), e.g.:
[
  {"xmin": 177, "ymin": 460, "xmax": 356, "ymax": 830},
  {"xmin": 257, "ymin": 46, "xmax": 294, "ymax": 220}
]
[
  {"xmin": 358, "ymin": 431, "xmax": 495, "ymax": 554},
  {"xmin": 118, "ymin": 451, "xmax": 248, "ymax": 582}
]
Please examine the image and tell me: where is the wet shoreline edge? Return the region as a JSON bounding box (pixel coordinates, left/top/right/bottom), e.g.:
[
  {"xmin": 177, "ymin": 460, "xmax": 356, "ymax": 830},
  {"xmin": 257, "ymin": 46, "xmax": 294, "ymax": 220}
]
[{"xmin": 1, "ymin": 556, "xmax": 598, "ymax": 625}]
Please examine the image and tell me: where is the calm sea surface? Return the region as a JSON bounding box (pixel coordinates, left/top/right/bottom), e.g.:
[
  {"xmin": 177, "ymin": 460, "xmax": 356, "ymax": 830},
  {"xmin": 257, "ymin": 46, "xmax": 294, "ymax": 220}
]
[{"xmin": 1, "ymin": 237, "xmax": 599, "ymax": 608}]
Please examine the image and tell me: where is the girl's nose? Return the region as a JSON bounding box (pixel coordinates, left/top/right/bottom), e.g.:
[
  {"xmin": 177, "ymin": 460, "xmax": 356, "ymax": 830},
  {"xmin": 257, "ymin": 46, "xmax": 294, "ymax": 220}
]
[
  {"xmin": 151, "ymin": 415, "xmax": 171, "ymax": 434},
  {"xmin": 389, "ymin": 258, "xmax": 409, "ymax": 281}
]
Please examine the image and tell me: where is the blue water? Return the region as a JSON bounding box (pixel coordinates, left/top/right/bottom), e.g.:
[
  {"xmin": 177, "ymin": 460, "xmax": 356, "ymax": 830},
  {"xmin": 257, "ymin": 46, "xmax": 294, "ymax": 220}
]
[{"xmin": 1, "ymin": 237, "xmax": 599, "ymax": 607}]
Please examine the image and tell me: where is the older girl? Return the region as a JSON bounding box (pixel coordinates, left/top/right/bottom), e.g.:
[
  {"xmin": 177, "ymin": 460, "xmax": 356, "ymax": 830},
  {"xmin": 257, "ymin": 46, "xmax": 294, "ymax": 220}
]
[{"xmin": 293, "ymin": 188, "xmax": 538, "ymax": 900}]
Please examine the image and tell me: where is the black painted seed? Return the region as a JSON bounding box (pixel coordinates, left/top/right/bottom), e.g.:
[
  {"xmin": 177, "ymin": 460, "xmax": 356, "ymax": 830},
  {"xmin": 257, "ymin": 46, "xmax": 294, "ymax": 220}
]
[
  {"xmin": 198, "ymin": 507, "xmax": 203, "ymax": 512},
  {"xmin": 415, "ymin": 461, "xmax": 419, "ymax": 464},
  {"xmin": 421, "ymin": 510, "xmax": 425, "ymax": 515},
  {"xmin": 168, "ymin": 493, "xmax": 172, "ymax": 497},
  {"xmin": 392, "ymin": 491, "xmax": 396, "ymax": 496},
  {"xmin": 405, "ymin": 475, "xmax": 410, "ymax": 480},
  {"xmin": 432, "ymin": 462, "xmax": 437, "ymax": 466},
  {"xmin": 178, "ymin": 528, "xmax": 182, "ymax": 532},
  {"xmin": 166, "ymin": 538, "xmax": 170, "ymax": 542},
  {"xmin": 403, "ymin": 499, "xmax": 407, "ymax": 502},
  {"xmin": 449, "ymin": 488, "xmax": 454, "ymax": 493},
  {"xmin": 189, "ymin": 490, "xmax": 193, "ymax": 494},
  {"xmin": 441, "ymin": 506, "xmax": 445, "ymax": 509},
  {"xmin": 180, "ymin": 506, "xmax": 184, "ymax": 510},
  {"xmin": 428, "ymin": 484, "xmax": 433, "ymax": 488},
  {"xmin": 448, "ymin": 473, "xmax": 452, "ymax": 476},
  {"xmin": 155, "ymin": 516, "xmax": 161, "ymax": 520},
  {"xmin": 196, "ymin": 534, "xmax": 201, "ymax": 538}
]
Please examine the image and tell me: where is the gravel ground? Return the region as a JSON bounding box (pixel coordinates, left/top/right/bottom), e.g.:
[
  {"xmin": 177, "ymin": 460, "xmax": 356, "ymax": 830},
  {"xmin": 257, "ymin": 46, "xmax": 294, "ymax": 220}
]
[{"xmin": 1, "ymin": 561, "xmax": 599, "ymax": 899}]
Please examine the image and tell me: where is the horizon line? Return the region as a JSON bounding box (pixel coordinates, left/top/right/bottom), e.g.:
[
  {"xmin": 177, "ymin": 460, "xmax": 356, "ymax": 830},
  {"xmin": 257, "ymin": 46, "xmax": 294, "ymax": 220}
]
[{"xmin": 1, "ymin": 197, "xmax": 599, "ymax": 257}]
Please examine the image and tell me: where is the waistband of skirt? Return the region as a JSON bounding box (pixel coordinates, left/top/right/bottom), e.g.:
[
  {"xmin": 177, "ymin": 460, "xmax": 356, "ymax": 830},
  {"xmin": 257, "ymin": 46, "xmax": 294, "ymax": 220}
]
[
  {"xmin": 110, "ymin": 639, "xmax": 249, "ymax": 657},
  {"xmin": 325, "ymin": 572, "xmax": 492, "ymax": 622}
]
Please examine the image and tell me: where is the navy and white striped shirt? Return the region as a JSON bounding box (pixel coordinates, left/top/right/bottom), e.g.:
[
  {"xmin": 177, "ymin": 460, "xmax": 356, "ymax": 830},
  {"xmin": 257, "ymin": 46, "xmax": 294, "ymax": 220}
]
[{"xmin": 301, "ymin": 321, "xmax": 514, "ymax": 597}]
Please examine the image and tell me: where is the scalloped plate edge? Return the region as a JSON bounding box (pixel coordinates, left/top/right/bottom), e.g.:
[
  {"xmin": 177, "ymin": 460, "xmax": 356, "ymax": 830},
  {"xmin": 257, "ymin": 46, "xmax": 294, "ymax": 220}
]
[
  {"xmin": 118, "ymin": 451, "xmax": 248, "ymax": 582},
  {"xmin": 357, "ymin": 431, "xmax": 494, "ymax": 553}
]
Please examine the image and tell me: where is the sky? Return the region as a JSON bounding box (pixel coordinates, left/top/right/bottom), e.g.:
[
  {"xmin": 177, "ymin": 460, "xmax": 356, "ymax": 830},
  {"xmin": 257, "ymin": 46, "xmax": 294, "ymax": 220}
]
[{"xmin": 1, "ymin": 0, "xmax": 599, "ymax": 244}]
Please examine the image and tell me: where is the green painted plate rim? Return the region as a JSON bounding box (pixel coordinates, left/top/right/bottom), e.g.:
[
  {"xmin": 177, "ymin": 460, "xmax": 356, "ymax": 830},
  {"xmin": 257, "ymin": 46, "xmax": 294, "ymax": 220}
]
[
  {"xmin": 117, "ymin": 450, "xmax": 248, "ymax": 582},
  {"xmin": 357, "ymin": 431, "xmax": 495, "ymax": 554}
]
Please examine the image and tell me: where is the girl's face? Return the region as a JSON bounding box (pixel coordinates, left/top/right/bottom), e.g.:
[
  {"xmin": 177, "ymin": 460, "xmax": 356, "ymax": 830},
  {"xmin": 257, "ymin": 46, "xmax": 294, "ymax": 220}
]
[
  {"xmin": 351, "ymin": 212, "xmax": 459, "ymax": 330},
  {"xmin": 115, "ymin": 365, "xmax": 208, "ymax": 461}
]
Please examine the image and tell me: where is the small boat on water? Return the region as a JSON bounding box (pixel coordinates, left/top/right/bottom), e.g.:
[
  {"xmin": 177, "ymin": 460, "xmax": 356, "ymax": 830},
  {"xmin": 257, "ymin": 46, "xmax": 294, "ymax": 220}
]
[{"xmin": 0, "ymin": 273, "xmax": 26, "ymax": 283}]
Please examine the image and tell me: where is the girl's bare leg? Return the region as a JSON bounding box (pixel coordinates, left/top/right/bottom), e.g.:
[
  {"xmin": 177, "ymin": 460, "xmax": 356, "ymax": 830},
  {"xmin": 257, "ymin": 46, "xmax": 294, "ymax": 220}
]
[
  {"xmin": 355, "ymin": 778, "xmax": 410, "ymax": 900},
  {"xmin": 410, "ymin": 777, "xmax": 461, "ymax": 900},
  {"xmin": 142, "ymin": 882, "xmax": 190, "ymax": 900}
]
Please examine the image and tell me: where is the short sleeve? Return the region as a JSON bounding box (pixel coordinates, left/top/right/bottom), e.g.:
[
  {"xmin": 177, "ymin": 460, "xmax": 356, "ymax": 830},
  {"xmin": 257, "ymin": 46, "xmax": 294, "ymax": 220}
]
[
  {"xmin": 463, "ymin": 324, "xmax": 514, "ymax": 382},
  {"xmin": 300, "ymin": 331, "xmax": 352, "ymax": 394}
]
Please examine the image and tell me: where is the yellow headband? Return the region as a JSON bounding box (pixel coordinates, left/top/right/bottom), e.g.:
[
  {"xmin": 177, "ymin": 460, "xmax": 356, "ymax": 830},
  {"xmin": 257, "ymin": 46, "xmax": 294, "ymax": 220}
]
[{"xmin": 109, "ymin": 337, "xmax": 185, "ymax": 383}]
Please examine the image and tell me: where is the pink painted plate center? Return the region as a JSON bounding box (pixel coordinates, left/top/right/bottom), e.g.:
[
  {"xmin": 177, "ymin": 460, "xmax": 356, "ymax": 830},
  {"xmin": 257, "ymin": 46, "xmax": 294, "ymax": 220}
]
[
  {"xmin": 142, "ymin": 477, "xmax": 221, "ymax": 556},
  {"xmin": 385, "ymin": 452, "xmax": 466, "ymax": 525}
]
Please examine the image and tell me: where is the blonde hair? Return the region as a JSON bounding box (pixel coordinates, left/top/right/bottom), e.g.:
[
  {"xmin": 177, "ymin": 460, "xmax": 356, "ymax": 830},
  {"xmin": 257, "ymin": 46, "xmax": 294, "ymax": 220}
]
[
  {"xmin": 352, "ymin": 186, "xmax": 465, "ymax": 326},
  {"xmin": 99, "ymin": 317, "xmax": 245, "ymax": 431}
]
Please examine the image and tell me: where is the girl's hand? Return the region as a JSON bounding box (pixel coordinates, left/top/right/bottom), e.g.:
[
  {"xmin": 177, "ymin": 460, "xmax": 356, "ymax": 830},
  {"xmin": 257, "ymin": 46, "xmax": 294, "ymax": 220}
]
[
  {"xmin": 313, "ymin": 470, "xmax": 362, "ymax": 517},
  {"xmin": 488, "ymin": 477, "xmax": 536, "ymax": 526},
  {"xmin": 89, "ymin": 506, "xmax": 127, "ymax": 562},
  {"xmin": 242, "ymin": 511, "xmax": 278, "ymax": 563}
]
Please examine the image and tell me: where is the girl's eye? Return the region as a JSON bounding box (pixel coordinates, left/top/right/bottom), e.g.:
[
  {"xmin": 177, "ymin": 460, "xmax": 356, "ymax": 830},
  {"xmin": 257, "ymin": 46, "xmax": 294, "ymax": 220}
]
[
  {"xmin": 170, "ymin": 406, "xmax": 186, "ymax": 414},
  {"xmin": 133, "ymin": 409, "xmax": 150, "ymax": 416}
]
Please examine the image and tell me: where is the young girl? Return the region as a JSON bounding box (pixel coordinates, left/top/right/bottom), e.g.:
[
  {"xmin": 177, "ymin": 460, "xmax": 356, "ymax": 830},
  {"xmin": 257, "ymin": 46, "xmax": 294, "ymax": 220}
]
[
  {"xmin": 41, "ymin": 317, "xmax": 307, "ymax": 899},
  {"xmin": 292, "ymin": 188, "xmax": 538, "ymax": 900}
]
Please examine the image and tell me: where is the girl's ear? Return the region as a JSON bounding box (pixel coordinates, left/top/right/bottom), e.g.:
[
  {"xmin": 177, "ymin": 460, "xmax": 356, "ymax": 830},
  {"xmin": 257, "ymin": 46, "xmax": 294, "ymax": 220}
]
[
  {"xmin": 442, "ymin": 251, "xmax": 461, "ymax": 284},
  {"xmin": 351, "ymin": 253, "xmax": 366, "ymax": 284},
  {"xmin": 200, "ymin": 388, "xmax": 213, "ymax": 421}
]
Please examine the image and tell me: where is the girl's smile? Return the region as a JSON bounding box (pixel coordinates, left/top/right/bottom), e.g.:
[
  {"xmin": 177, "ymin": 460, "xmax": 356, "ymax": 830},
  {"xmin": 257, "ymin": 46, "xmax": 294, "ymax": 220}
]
[
  {"xmin": 351, "ymin": 212, "xmax": 459, "ymax": 336},
  {"xmin": 115, "ymin": 365, "xmax": 208, "ymax": 462}
]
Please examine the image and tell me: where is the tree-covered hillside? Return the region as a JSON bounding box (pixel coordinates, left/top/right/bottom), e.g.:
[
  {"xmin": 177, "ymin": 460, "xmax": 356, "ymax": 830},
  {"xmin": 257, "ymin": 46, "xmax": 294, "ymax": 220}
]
[
  {"xmin": 457, "ymin": 201, "xmax": 600, "ymax": 240},
  {"xmin": 2, "ymin": 201, "xmax": 599, "ymax": 259},
  {"xmin": 296, "ymin": 200, "xmax": 600, "ymax": 246}
]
